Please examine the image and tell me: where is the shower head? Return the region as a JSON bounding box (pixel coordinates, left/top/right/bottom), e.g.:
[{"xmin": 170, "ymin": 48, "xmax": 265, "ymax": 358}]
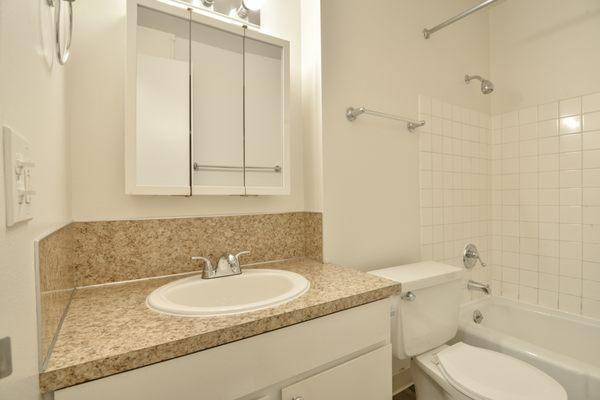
[{"xmin": 465, "ymin": 74, "xmax": 494, "ymax": 94}]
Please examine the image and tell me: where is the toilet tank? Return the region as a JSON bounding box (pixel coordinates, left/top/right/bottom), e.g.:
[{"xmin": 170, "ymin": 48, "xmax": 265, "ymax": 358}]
[{"xmin": 369, "ymin": 262, "xmax": 465, "ymax": 359}]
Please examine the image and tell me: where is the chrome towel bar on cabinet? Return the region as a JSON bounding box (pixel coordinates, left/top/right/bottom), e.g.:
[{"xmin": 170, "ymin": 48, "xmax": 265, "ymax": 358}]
[{"xmin": 193, "ymin": 163, "xmax": 282, "ymax": 173}]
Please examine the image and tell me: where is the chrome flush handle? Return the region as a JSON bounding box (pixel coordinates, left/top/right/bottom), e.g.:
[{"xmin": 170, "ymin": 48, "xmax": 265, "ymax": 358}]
[{"xmin": 401, "ymin": 291, "xmax": 416, "ymax": 301}]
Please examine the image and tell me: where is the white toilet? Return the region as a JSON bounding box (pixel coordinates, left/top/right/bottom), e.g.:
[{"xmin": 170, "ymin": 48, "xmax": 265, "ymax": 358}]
[{"xmin": 370, "ymin": 261, "xmax": 567, "ymax": 400}]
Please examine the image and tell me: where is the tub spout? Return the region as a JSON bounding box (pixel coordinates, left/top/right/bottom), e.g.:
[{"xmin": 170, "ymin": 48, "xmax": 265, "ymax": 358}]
[{"xmin": 467, "ymin": 280, "xmax": 490, "ymax": 295}]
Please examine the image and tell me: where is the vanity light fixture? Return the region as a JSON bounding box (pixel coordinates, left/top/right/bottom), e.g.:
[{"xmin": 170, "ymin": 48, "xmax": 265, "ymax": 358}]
[{"xmin": 236, "ymin": 0, "xmax": 265, "ymax": 19}]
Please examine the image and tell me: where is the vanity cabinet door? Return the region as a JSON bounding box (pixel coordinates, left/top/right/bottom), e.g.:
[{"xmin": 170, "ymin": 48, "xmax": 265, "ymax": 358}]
[
  {"xmin": 190, "ymin": 20, "xmax": 245, "ymax": 195},
  {"xmin": 127, "ymin": 4, "xmax": 191, "ymax": 195},
  {"xmin": 281, "ymin": 345, "xmax": 392, "ymax": 400},
  {"xmin": 243, "ymin": 35, "xmax": 289, "ymax": 195}
]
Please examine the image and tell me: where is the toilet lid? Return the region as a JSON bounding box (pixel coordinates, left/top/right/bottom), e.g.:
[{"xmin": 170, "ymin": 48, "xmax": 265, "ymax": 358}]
[{"xmin": 434, "ymin": 342, "xmax": 567, "ymax": 400}]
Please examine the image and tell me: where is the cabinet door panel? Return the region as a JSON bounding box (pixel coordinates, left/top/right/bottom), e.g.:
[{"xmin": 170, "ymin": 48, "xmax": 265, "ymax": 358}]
[
  {"xmin": 244, "ymin": 37, "xmax": 286, "ymax": 193},
  {"xmin": 133, "ymin": 6, "xmax": 190, "ymax": 194},
  {"xmin": 281, "ymin": 345, "xmax": 392, "ymax": 400},
  {"xmin": 191, "ymin": 21, "xmax": 244, "ymax": 194}
]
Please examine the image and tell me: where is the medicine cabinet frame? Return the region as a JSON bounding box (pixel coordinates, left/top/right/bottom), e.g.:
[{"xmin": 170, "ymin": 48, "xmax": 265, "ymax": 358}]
[{"xmin": 125, "ymin": 0, "xmax": 290, "ymax": 196}]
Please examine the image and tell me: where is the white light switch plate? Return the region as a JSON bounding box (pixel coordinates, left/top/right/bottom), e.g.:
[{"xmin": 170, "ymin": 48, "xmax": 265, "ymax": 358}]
[{"xmin": 3, "ymin": 126, "xmax": 34, "ymax": 226}]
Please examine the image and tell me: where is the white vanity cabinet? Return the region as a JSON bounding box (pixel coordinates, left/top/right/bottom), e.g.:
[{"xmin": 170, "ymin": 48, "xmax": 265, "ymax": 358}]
[
  {"xmin": 53, "ymin": 300, "xmax": 392, "ymax": 400},
  {"xmin": 126, "ymin": 0, "xmax": 290, "ymax": 196}
]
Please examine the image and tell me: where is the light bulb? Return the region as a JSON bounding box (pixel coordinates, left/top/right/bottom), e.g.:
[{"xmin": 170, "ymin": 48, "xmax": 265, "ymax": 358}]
[{"xmin": 242, "ymin": 0, "xmax": 265, "ymax": 11}]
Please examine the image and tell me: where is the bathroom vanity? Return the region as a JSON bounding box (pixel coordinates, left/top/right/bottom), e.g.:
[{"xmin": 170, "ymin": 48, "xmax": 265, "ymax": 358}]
[{"xmin": 40, "ymin": 260, "xmax": 399, "ymax": 400}]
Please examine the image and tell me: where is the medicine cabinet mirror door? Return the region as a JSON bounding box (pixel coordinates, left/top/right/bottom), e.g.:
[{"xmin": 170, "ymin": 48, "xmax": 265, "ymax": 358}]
[
  {"xmin": 127, "ymin": 2, "xmax": 191, "ymax": 195},
  {"xmin": 190, "ymin": 16, "xmax": 246, "ymax": 195},
  {"xmin": 243, "ymin": 34, "xmax": 290, "ymax": 195}
]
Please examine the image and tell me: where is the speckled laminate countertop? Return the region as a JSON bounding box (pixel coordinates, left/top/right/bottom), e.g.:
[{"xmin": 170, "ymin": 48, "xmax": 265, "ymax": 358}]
[{"xmin": 40, "ymin": 259, "xmax": 400, "ymax": 393}]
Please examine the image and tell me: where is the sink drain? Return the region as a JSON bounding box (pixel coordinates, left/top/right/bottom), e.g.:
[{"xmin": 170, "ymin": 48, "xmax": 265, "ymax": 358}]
[{"xmin": 473, "ymin": 309, "xmax": 483, "ymax": 324}]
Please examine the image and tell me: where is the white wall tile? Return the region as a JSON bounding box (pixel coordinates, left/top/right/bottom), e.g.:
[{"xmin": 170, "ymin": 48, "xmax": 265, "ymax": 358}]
[
  {"xmin": 539, "ymin": 154, "xmax": 558, "ymax": 172},
  {"xmin": 584, "ymin": 188, "xmax": 600, "ymax": 205},
  {"xmin": 519, "ymin": 286, "xmax": 538, "ymax": 304},
  {"xmin": 560, "ymin": 134, "xmax": 582, "ymax": 152},
  {"xmin": 583, "ymin": 111, "xmax": 600, "ymax": 132},
  {"xmin": 559, "ymin": 293, "xmax": 581, "ymax": 314},
  {"xmin": 560, "ymin": 224, "xmax": 582, "ymax": 242},
  {"xmin": 539, "ymin": 137, "xmax": 559, "ymax": 155},
  {"xmin": 582, "ymin": 298, "xmax": 600, "ymax": 319},
  {"xmin": 540, "ymin": 240, "xmax": 559, "ymax": 258},
  {"xmin": 560, "ymin": 258, "xmax": 582, "ymax": 278},
  {"xmin": 502, "ymin": 111, "xmax": 519, "ymax": 128},
  {"xmin": 583, "ymin": 131, "xmax": 600, "ymax": 150},
  {"xmin": 559, "ymin": 152, "xmax": 582, "ymax": 170},
  {"xmin": 539, "ymin": 290, "xmax": 558, "ymax": 308},
  {"xmin": 502, "ymin": 282, "xmax": 519, "ymax": 300},
  {"xmin": 519, "ymin": 107, "xmax": 537, "ymax": 125},
  {"xmin": 584, "ymin": 169, "xmax": 600, "ymax": 187},
  {"xmin": 560, "ymin": 188, "xmax": 582, "ymax": 205},
  {"xmin": 583, "ymin": 261, "xmax": 600, "ymax": 281},
  {"xmin": 559, "ymin": 116, "xmax": 582, "ymax": 134},
  {"xmin": 539, "ymin": 273, "xmax": 559, "ymax": 291},
  {"xmin": 559, "ymin": 170, "xmax": 581, "ymax": 188},
  {"xmin": 583, "ymin": 280, "xmax": 600, "ymax": 301},
  {"xmin": 560, "ymin": 276, "xmax": 582, "ymax": 295},
  {"xmin": 584, "ymin": 206, "xmax": 600, "ymax": 225},
  {"xmin": 560, "ymin": 206, "xmax": 582, "ymax": 224},
  {"xmin": 584, "ymin": 243, "xmax": 600, "ymax": 263},
  {"xmin": 538, "ymin": 189, "xmax": 559, "ymax": 206},
  {"xmin": 538, "ymin": 119, "xmax": 558, "ymax": 137},
  {"xmin": 584, "ymin": 150, "xmax": 600, "ymax": 169},
  {"xmin": 583, "ymin": 92, "xmax": 600, "ymax": 114},
  {"xmin": 540, "ymin": 256, "xmax": 559, "ymax": 275},
  {"xmin": 559, "ymin": 97, "xmax": 581, "ymax": 117},
  {"xmin": 538, "ymin": 102, "xmax": 558, "ymax": 121}
]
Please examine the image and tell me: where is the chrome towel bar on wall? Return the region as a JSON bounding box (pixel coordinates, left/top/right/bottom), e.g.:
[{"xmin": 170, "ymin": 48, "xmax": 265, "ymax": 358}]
[{"xmin": 345, "ymin": 106, "xmax": 425, "ymax": 132}]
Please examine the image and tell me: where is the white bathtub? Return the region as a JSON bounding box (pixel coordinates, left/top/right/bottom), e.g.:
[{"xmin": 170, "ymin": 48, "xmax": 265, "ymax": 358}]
[{"xmin": 457, "ymin": 297, "xmax": 600, "ymax": 400}]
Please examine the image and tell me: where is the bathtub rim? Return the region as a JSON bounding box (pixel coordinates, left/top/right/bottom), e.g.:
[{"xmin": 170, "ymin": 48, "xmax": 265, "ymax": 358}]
[{"xmin": 460, "ymin": 296, "xmax": 600, "ymax": 329}]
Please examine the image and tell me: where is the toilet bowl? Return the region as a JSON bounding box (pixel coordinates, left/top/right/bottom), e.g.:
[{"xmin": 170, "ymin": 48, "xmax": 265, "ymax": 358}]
[{"xmin": 369, "ymin": 262, "xmax": 567, "ymax": 400}]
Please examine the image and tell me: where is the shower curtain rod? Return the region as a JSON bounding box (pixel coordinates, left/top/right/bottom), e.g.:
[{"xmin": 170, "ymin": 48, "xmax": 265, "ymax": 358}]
[{"xmin": 423, "ymin": 0, "xmax": 500, "ymax": 39}]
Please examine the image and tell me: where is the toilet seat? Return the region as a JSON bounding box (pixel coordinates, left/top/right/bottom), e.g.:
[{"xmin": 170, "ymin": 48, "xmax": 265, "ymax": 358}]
[{"xmin": 432, "ymin": 342, "xmax": 567, "ymax": 400}]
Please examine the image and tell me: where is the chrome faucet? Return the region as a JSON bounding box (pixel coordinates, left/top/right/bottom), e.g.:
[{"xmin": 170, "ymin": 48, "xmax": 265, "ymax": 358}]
[
  {"xmin": 192, "ymin": 251, "xmax": 250, "ymax": 279},
  {"xmin": 467, "ymin": 280, "xmax": 491, "ymax": 295}
]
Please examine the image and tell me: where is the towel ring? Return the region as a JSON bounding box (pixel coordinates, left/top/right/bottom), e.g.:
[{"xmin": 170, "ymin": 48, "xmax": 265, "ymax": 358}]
[{"xmin": 56, "ymin": 0, "xmax": 75, "ymax": 65}]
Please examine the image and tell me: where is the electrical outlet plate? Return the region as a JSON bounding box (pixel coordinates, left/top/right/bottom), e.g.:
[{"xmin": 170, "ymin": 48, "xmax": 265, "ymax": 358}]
[{"xmin": 3, "ymin": 126, "xmax": 34, "ymax": 227}]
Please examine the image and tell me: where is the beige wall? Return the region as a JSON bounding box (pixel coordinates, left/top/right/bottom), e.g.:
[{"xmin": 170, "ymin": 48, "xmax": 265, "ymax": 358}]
[
  {"xmin": 490, "ymin": 0, "xmax": 600, "ymax": 115},
  {"xmin": 68, "ymin": 0, "xmax": 308, "ymax": 221},
  {"xmin": 320, "ymin": 0, "xmax": 491, "ymax": 270},
  {"xmin": 300, "ymin": 0, "xmax": 324, "ymax": 212},
  {"xmin": 0, "ymin": 1, "xmax": 71, "ymax": 399}
]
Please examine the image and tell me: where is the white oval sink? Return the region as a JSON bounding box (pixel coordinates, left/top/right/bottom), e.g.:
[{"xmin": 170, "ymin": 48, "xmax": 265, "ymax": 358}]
[{"xmin": 147, "ymin": 269, "xmax": 310, "ymax": 316}]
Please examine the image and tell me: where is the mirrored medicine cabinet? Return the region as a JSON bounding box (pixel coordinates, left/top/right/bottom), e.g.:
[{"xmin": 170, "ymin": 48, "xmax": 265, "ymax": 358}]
[{"xmin": 125, "ymin": 0, "xmax": 290, "ymax": 196}]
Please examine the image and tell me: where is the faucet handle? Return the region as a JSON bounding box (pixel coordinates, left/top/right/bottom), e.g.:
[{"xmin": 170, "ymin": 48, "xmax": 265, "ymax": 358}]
[
  {"xmin": 223, "ymin": 251, "xmax": 250, "ymax": 274},
  {"xmin": 191, "ymin": 256, "xmax": 213, "ymax": 268},
  {"xmin": 463, "ymin": 243, "xmax": 486, "ymax": 269}
]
